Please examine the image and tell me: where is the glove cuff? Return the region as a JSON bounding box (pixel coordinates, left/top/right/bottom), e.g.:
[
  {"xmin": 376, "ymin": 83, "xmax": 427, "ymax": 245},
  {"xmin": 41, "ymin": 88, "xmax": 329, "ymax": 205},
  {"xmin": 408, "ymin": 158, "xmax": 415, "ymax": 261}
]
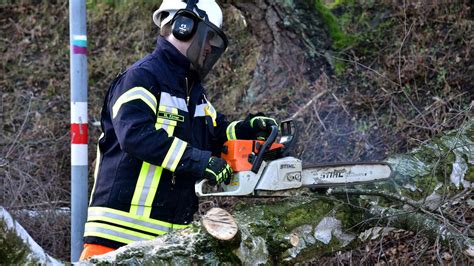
[{"xmin": 226, "ymin": 121, "xmax": 241, "ymax": 140}]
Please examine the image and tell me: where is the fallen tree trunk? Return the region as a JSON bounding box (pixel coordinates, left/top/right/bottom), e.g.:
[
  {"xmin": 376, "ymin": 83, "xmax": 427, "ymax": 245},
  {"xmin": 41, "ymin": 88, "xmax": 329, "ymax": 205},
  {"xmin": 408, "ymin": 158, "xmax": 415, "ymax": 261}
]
[
  {"xmin": 85, "ymin": 120, "xmax": 473, "ymax": 264},
  {"xmin": 4, "ymin": 121, "xmax": 472, "ymax": 264},
  {"xmin": 366, "ymin": 203, "xmax": 474, "ymax": 258},
  {"xmin": 89, "ymin": 196, "xmax": 367, "ymax": 264},
  {"xmin": 88, "ymin": 193, "xmax": 472, "ymax": 264}
]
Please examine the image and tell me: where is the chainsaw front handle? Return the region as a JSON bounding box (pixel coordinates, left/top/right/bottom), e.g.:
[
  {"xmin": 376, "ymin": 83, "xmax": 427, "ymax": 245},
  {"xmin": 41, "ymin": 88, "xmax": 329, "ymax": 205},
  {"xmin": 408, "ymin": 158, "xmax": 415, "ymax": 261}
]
[
  {"xmin": 195, "ymin": 165, "xmax": 266, "ymax": 197},
  {"xmin": 251, "ymin": 125, "xmax": 279, "ymax": 173}
]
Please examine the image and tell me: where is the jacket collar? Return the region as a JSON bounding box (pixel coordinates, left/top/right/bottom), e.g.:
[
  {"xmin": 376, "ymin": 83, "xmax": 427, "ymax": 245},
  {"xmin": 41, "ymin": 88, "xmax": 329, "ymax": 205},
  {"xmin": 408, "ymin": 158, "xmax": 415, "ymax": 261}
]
[{"xmin": 152, "ymin": 36, "xmax": 200, "ymax": 82}]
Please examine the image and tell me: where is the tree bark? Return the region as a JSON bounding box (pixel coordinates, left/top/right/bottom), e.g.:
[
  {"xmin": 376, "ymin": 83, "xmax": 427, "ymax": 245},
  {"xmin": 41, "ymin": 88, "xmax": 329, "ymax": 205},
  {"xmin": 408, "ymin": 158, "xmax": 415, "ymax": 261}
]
[
  {"xmin": 4, "ymin": 118, "xmax": 472, "ymax": 264},
  {"xmin": 367, "ymin": 203, "xmax": 474, "ymax": 258},
  {"xmin": 224, "ymin": 0, "xmax": 332, "ymax": 104},
  {"xmin": 86, "ymin": 194, "xmax": 473, "ymax": 264},
  {"xmin": 84, "ymin": 120, "xmax": 474, "ymax": 264}
]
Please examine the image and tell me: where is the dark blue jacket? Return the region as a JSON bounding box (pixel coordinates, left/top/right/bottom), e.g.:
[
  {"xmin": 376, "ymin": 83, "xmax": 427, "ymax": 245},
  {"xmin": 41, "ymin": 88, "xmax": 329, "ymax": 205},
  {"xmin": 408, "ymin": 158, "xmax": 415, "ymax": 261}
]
[{"xmin": 84, "ymin": 36, "xmax": 229, "ymax": 249}]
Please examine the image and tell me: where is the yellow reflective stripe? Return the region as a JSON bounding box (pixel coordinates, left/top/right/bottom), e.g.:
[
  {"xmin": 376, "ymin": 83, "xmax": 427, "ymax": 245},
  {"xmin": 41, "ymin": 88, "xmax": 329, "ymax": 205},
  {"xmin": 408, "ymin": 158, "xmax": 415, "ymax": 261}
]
[
  {"xmin": 142, "ymin": 166, "xmax": 163, "ymax": 217},
  {"xmin": 84, "ymin": 222, "xmax": 155, "ymax": 244},
  {"xmin": 89, "ymin": 207, "xmax": 188, "ymax": 229},
  {"xmin": 88, "ymin": 207, "xmax": 172, "ymax": 235},
  {"xmin": 155, "ymin": 106, "xmax": 178, "ymax": 136},
  {"xmin": 172, "ymin": 224, "xmax": 191, "ymax": 229},
  {"xmin": 131, "ymin": 106, "xmax": 183, "ymax": 217},
  {"xmin": 167, "ymin": 107, "xmax": 178, "ymax": 136},
  {"xmin": 112, "ymin": 87, "xmax": 157, "ymax": 118},
  {"xmin": 90, "ymin": 133, "xmax": 104, "ymax": 205},
  {"xmin": 130, "ymin": 162, "xmax": 164, "ymax": 217},
  {"xmin": 130, "ymin": 162, "xmax": 151, "ymax": 214},
  {"xmin": 226, "ymin": 121, "xmax": 240, "ymax": 140},
  {"xmin": 87, "ymin": 214, "xmax": 167, "ymax": 236},
  {"xmin": 86, "ymin": 207, "xmax": 192, "ymax": 242},
  {"xmin": 250, "ymin": 116, "xmax": 278, "ymax": 128},
  {"xmin": 170, "ymin": 140, "xmax": 186, "ymax": 171},
  {"xmin": 162, "ymin": 138, "xmax": 187, "ymax": 172}
]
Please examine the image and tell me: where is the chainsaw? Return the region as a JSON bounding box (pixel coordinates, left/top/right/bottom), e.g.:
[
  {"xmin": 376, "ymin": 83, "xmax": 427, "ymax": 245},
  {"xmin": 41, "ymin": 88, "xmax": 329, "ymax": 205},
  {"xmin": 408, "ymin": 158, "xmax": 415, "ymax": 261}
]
[{"xmin": 195, "ymin": 120, "xmax": 392, "ymax": 197}]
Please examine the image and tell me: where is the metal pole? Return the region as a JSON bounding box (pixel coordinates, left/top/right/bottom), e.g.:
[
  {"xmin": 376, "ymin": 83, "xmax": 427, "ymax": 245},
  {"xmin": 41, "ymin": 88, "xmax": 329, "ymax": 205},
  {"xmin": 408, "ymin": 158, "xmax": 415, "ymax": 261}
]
[{"xmin": 69, "ymin": 0, "xmax": 88, "ymax": 262}]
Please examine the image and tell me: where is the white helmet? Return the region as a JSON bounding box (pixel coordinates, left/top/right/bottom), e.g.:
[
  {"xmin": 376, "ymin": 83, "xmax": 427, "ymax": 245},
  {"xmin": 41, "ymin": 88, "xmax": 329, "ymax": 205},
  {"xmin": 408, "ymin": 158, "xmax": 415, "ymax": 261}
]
[
  {"xmin": 153, "ymin": 0, "xmax": 223, "ymax": 29},
  {"xmin": 153, "ymin": 0, "xmax": 228, "ymax": 80}
]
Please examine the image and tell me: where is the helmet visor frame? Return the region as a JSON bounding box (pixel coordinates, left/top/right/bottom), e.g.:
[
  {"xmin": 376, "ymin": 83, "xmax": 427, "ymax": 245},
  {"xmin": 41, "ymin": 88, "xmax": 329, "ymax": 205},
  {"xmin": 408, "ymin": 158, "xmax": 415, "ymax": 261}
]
[{"xmin": 186, "ymin": 19, "xmax": 228, "ymax": 80}]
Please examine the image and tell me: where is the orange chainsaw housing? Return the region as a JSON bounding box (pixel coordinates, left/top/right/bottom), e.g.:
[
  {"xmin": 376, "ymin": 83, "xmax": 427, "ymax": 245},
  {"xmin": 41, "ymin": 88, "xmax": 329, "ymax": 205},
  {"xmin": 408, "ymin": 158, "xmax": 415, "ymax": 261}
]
[{"xmin": 221, "ymin": 140, "xmax": 283, "ymax": 172}]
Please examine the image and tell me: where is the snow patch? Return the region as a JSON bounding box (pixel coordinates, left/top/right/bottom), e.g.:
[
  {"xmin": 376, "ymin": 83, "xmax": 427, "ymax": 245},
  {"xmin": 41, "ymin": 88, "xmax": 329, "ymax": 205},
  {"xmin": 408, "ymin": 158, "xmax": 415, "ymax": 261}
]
[
  {"xmin": 314, "ymin": 217, "xmax": 355, "ymax": 246},
  {"xmin": 450, "ymin": 151, "xmax": 470, "ymax": 188},
  {"xmin": 286, "ymin": 224, "xmax": 315, "ymax": 259},
  {"xmin": 0, "ymin": 206, "xmax": 62, "ymax": 265},
  {"xmin": 235, "ymin": 226, "xmax": 269, "ymax": 265}
]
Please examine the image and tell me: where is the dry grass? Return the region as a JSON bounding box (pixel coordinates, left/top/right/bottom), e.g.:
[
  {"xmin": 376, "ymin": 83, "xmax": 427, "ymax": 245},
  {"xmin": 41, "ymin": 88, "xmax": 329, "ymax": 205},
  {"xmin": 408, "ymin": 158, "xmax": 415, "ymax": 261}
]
[
  {"xmin": 1, "ymin": 0, "xmax": 472, "ymax": 262},
  {"xmin": 281, "ymin": 1, "xmax": 473, "ymax": 164}
]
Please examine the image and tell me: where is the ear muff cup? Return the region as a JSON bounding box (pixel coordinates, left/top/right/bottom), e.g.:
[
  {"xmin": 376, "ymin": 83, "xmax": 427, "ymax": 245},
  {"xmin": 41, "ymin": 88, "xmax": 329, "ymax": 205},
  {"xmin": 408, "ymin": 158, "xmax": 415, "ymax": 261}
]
[{"xmin": 172, "ymin": 11, "xmax": 199, "ymax": 41}]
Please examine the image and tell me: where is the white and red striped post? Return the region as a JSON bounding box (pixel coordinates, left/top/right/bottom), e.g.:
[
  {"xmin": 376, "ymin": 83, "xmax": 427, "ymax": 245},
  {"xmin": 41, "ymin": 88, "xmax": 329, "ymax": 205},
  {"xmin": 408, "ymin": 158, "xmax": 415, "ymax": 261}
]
[{"xmin": 69, "ymin": 0, "xmax": 88, "ymax": 262}]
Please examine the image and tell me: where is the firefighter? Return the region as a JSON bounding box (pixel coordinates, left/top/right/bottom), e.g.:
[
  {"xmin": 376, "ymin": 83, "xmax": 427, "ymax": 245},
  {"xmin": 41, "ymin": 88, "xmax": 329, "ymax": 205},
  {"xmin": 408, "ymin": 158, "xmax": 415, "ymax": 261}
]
[{"xmin": 80, "ymin": 0, "xmax": 278, "ymax": 260}]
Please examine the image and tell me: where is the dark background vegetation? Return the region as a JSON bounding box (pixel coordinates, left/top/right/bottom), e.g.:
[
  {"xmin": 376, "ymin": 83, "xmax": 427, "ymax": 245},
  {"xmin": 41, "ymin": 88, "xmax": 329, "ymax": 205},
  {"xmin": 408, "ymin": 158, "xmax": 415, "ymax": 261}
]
[{"xmin": 1, "ymin": 0, "xmax": 472, "ymax": 262}]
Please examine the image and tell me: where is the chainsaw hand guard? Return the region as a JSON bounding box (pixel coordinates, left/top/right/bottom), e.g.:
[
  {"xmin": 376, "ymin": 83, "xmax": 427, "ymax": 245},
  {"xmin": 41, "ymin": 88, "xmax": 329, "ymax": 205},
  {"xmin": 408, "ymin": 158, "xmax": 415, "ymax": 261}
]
[
  {"xmin": 234, "ymin": 113, "xmax": 278, "ymax": 140},
  {"xmin": 251, "ymin": 125, "xmax": 279, "ymax": 173}
]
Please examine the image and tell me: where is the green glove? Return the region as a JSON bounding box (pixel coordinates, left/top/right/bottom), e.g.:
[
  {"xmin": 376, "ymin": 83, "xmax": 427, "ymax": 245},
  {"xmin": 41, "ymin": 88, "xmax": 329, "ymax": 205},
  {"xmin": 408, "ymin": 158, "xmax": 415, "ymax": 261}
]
[
  {"xmin": 227, "ymin": 113, "xmax": 278, "ymax": 140},
  {"xmin": 249, "ymin": 116, "xmax": 278, "ymax": 140},
  {"xmin": 204, "ymin": 157, "xmax": 233, "ymax": 186}
]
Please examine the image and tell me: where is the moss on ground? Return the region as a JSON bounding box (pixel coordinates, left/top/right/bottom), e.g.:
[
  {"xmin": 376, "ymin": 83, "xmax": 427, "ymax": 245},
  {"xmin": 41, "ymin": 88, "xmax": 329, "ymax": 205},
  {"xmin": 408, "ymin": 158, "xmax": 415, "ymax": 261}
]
[
  {"xmin": 313, "ymin": 0, "xmax": 356, "ymax": 50},
  {"xmin": 0, "ymin": 218, "xmax": 37, "ymax": 265},
  {"xmin": 388, "ymin": 119, "xmax": 474, "ymax": 199}
]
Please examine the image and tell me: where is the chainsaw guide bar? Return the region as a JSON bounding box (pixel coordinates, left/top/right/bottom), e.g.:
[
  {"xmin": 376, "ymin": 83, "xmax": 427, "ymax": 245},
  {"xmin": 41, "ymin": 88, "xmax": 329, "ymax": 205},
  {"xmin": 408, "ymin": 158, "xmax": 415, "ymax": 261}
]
[{"xmin": 195, "ymin": 121, "xmax": 393, "ymax": 197}]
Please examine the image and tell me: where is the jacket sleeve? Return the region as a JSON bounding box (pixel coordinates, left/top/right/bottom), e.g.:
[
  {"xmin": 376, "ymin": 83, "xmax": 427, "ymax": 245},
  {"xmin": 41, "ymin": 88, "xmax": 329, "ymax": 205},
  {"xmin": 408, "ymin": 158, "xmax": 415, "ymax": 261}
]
[
  {"xmin": 109, "ymin": 67, "xmax": 211, "ymax": 178},
  {"xmin": 208, "ymin": 112, "xmax": 230, "ymax": 155}
]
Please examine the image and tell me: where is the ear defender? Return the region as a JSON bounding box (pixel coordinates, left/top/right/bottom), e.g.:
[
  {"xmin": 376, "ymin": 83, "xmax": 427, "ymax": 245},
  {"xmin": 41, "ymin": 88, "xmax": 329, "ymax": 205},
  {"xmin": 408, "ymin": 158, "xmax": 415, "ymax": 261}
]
[{"xmin": 172, "ymin": 10, "xmax": 198, "ymax": 41}]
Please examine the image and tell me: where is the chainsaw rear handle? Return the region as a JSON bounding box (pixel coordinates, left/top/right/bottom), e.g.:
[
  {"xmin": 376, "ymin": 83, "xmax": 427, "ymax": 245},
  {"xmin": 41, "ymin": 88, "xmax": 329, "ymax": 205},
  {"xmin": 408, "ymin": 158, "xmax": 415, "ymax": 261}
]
[{"xmin": 251, "ymin": 124, "xmax": 279, "ymax": 173}]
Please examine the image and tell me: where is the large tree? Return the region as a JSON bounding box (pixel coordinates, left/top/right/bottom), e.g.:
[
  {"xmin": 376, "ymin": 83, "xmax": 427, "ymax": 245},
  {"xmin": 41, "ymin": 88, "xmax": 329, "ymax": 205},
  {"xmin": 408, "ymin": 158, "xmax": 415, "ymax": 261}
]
[{"xmin": 224, "ymin": 0, "xmax": 331, "ymax": 104}]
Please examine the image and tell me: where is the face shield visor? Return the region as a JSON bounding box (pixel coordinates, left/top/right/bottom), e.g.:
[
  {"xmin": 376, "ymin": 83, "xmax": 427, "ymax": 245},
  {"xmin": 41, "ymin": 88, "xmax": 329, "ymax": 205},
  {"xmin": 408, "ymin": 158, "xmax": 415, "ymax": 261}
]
[{"xmin": 186, "ymin": 19, "xmax": 228, "ymax": 80}]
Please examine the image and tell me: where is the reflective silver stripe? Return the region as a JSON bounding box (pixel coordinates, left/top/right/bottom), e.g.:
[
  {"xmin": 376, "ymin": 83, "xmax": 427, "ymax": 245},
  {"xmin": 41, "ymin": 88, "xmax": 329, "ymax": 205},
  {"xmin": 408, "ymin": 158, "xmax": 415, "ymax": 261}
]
[
  {"xmin": 136, "ymin": 164, "xmax": 157, "ymax": 216},
  {"xmin": 194, "ymin": 104, "xmax": 207, "ymax": 117},
  {"xmin": 163, "ymin": 106, "xmax": 173, "ymax": 133},
  {"xmin": 156, "ymin": 106, "xmax": 176, "ymax": 134},
  {"xmin": 160, "ymin": 92, "xmax": 188, "ymax": 112},
  {"xmin": 85, "ymin": 226, "xmax": 144, "ymax": 242},
  {"xmin": 162, "ymin": 138, "xmax": 187, "ymax": 171},
  {"xmin": 85, "ymin": 223, "xmax": 150, "ymax": 243},
  {"xmin": 88, "ymin": 209, "xmax": 171, "ymax": 234},
  {"xmin": 112, "ymin": 87, "xmax": 157, "ymax": 118}
]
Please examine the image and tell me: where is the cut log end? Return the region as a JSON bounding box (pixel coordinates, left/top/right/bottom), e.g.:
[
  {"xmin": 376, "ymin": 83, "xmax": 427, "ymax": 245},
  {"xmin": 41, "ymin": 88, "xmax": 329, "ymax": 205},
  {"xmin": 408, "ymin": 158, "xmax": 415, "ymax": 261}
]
[{"xmin": 202, "ymin": 207, "xmax": 239, "ymax": 241}]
